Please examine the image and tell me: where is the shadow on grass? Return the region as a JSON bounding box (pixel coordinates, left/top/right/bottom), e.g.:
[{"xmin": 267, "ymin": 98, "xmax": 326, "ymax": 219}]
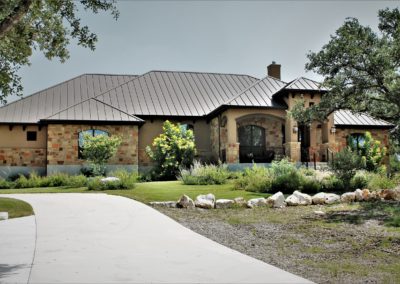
[{"xmin": 324, "ymin": 201, "xmax": 400, "ymax": 227}]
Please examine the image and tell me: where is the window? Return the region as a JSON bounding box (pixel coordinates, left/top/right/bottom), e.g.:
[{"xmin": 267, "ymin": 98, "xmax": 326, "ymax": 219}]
[
  {"xmin": 27, "ymin": 131, "xmax": 37, "ymax": 141},
  {"xmin": 348, "ymin": 133, "xmax": 366, "ymax": 152},
  {"xmin": 78, "ymin": 129, "xmax": 109, "ymax": 159},
  {"xmin": 180, "ymin": 124, "xmax": 194, "ymax": 132}
]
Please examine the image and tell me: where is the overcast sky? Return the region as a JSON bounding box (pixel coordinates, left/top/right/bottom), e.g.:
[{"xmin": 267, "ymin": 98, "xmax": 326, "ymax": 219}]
[{"xmin": 12, "ymin": 0, "xmax": 399, "ymax": 102}]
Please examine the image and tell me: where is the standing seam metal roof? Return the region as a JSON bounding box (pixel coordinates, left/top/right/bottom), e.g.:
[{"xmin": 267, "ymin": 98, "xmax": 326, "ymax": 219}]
[{"xmin": 333, "ymin": 110, "xmax": 391, "ymax": 127}]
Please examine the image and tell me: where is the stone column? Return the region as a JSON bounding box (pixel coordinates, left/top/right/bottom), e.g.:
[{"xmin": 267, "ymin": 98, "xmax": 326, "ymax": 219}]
[
  {"xmin": 284, "ymin": 116, "xmax": 301, "ymax": 162},
  {"xmin": 226, "ymin": 113, "xmax": 240, "ymax": 164}
]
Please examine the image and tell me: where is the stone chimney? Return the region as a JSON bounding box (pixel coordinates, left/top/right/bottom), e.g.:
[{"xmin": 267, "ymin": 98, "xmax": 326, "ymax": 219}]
[{"xmin": 267, "ymin": 61, "xmax": 281, "ymax": 80}]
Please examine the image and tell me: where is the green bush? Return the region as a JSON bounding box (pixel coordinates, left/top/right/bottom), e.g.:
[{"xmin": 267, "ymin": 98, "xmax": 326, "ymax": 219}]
[
  {"xmin": 179, "ymin": 161, "xmax": 229, "ymax": 185},
  {"xmin": 234, "ymin": 164, "xmax": 273, "ymax": 193},
  {"xmin": 14, "ymin": 174, "xmax": 39, "ymax": 188},
  {"xmin": 321, "ymin": 175, "xmax": 345, "ymax": 192},
  {"xmin": 301, "ymin": 176, "xmax": 322, "ymax": 194},
  {"xmin": 271, "ymin": 170, "xmax": 303, "ymax": 194},
  {"xmin": 350, "ymin": 171, "xmax": 369, "ymax": 190},
  {"xmin": 0, "ymin": 178, "xmax": 12, "ymax": 189},
  {"xmin": 146, "ymin": 120, "xmax": 196, "ymax": 180},
  {"xmin": 329, "ymin": 148, "xmax": 365, "ymax": 185},
  {"xmin": 390, "ymin": 155, "xmax": 400, "ymax": 173},
  {"xmin": 66, "ymin": 175, "xmax": 88, "ymax": 187},
  {"xmin": 111, "ymin": 169, "xmax": 137, "ymax": 189},
  {"xmin": 367, "ymin": 173, "xmax": 397, "ymax": 190}
]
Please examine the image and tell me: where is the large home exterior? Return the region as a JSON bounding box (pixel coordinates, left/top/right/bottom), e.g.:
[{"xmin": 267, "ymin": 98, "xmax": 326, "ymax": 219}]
[{"xmin": 0, "ymin": 63, "xmax": 392, "ymax": 177}]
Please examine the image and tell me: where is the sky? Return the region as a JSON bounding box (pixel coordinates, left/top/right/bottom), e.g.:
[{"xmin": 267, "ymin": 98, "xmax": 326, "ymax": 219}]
[{"xmin": 11, "ymin": 0, "xmax": 399, "ymax": 103}]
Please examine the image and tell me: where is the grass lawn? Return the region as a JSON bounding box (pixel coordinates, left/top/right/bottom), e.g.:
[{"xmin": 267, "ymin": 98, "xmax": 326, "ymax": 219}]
[
  {"xmin": 0, "ymin": 180, "xmax": 267, "ymax": 203},
  {"xmin": 0, "ymin": 197, "xmax": 34, "ymax": 218}
]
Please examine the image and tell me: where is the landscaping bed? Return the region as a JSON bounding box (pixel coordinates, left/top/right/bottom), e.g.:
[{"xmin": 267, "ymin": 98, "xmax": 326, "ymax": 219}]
[
  {"xmin": 0, "ymin": 197, "xmax": 34, "ymax": 219},
  {"xmin": 157, "ymin": 202, "xmax": 400, "ymax": 284}
]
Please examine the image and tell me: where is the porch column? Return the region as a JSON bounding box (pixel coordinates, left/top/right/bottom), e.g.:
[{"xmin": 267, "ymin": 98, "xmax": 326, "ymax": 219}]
[
  {"xmin": 284, "ymin": 117, "xmax": 301, "ymax": 162},
  {"xmin": 226, "ymin": 116, "xmax": 240, "ymax": 163}
]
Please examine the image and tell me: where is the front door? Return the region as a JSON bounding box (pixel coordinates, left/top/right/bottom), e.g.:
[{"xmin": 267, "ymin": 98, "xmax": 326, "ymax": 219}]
[
  {"xmin": 298, "ymin": 124, "xmax": 310, "ymax": 162},
  {"xmin": 238, "ymin": 125, "xmax": 270, "ymax": 163}
]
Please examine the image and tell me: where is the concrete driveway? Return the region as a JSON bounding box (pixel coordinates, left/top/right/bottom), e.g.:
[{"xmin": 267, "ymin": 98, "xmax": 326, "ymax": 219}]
[{"xmin": 0, "ymin": 193, "xmax": 311, "ymax": 283}]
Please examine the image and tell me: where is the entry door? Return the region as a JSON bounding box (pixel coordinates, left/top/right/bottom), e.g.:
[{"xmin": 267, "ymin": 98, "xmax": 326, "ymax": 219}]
[
  {"xmin": 298, "ymin": 124, "xmax": 310, "ymax": 162},
  {"xmin": 238, "ymin": 125, "xmax": 266, "ymax": 163}
]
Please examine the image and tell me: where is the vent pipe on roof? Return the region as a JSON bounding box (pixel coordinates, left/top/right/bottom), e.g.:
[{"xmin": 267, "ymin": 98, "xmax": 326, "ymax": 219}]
[{"xmin": 267, "ymin": 61, "xmax": 281, "ymax": 80}]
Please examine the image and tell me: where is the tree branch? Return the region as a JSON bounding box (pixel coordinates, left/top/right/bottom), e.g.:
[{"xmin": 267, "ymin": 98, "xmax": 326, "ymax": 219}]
[{"xmin": 0, "ymin": 0, "xmax": 34, "ymax": 39}]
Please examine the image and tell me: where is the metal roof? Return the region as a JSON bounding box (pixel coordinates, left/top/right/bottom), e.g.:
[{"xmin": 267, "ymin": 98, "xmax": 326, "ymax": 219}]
[
  {"xmin": 284, "ymin": 77, "xmax": 328, "ymax": 92},
  {"xmin": 334, "ymin": 110, "xmax": 391, "ymax": 127},
  {"xmin": 43, "ymin": 98, "xmax": 143, "ymax": 123},
  {"xmin": 95, "ymin": 71, "xmax": 258, "ymax": 116},
  {"xmin": 224, "ymin": 76, "xmax": 287, "ymax": 108},
  {"xmin": 0, "ymin": 74, "xmax": 136, "ymax": 123}
]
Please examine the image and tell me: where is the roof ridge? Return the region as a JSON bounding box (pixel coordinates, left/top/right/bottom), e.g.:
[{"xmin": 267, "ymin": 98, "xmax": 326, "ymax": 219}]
[
  {"xmin": 220, "ymin": 75, "xmax": 288, "ymax": 107},
  {"xmin": 148, "ymin": 70, "xmax": 259, "ymax": 81},
  {"xmin": 83, "ymin": 73, "xmax": 138, "ymax": 77}
]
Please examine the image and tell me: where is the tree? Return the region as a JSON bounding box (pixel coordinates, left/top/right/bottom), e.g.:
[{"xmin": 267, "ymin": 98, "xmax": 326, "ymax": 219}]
[
  {"xmin": 303, "ymin": 8, "xmax": 400, "ymax": 137},
  {"xmin": 82, "ymin": 133, "xmax": 122, "ymax": 176},
  {"xmin": 0, "ymin": 0, "xmax": 118, "ymax": 104},
  {"xmin": 146, "ymin": 120, "xmax": 196, "ymax": 180},
  {"xmin": 329, "ymin": 147, "xmax": 365, "ymax": 185}
]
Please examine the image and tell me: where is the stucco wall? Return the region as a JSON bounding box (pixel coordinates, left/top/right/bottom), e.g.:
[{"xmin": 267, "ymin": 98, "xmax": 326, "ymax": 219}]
[{"xmin": 47, "ymin": 124, "xmax": 139, "ymax": 166}]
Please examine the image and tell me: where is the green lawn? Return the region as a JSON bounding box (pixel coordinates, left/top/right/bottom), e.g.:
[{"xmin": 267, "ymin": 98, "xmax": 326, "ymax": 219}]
[
  {"xmin": 0, "ymin": 180, "xmax": 267, "ymax": 203},
  {"xmin": 0, "ymin": 197, "xmax": 34, "ymax": 218}
]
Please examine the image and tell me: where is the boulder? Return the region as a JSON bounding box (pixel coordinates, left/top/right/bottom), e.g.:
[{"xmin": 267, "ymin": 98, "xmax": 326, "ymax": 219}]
[
  {"xmin": 369, "ymin": 191, "xmax": 380, "ymax": 201},
  {"xmin": 177, "ymin": 195, "xmax": 195, "ymax": 209},
  {"xmin": 362, "ymin": 189, "xmax": 371, "ymax": 201},
  {"xmin": 341, "ymin": 192, "xmax": 356, "ymax": 203},
  {"xmin": 266, "ymin": 192, "xmax": 285, "ymax": 208},
  {"xmin": 285, "ymin": 194, "xmax": 300, "ymax": 206},
  {"xmin": 379, "ymin": 189, "xmax": 400, "ymax": 201},
  {"xmin": 100, "ymin": 177, "xmax": 120, "ymax": 183},
  {"xmin": 149, "ymin": 201, "xmax": 177, "ymax": 208},
  {"xmin": 0, "ymin": 212, "xmax": 8, "ymax": 220},
  {"xmin": 355, "ymin": 189, "xmax": 363, "ymax": 201},
  {"xmin": 286, "ymin": 191, "xmax": 312, "ymax": 206},
  {"xmin": 215, "ymin": 199, "xmax": 235, "ymax": 209},
  {"xmin": 312, "ymin": 192, "xmax": 327, "ymax": 205},
  {"xmin": 314, "ymin": 210, "xmax": 326, "ymax": 216},
  {"xmin": 325, "ymin": 193, "xmax": 340, "ymax": 204},
  {"xmin": 247, "ymin": 198, "xmax": 267, "ymax": 208},
  {"xmin": 195, "ymin": 193, "xmax": 216, "ymax": 209},
  {"xmin": 234, "ymin": 197, "xmax": 247, "ymax": 207}
]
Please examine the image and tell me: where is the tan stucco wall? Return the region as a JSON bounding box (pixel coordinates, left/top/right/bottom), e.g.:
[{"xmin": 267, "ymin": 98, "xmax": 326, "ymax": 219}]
[
  {"xmin": 47, "ymin": 124, "xmax": 138, "ymax": 166},
  {"xmin": 138, "ymin": 119, "xmax": 213, "ymax": 166},
  {"xmin": 0, "ymin": 125, "xmax": 47, "ymax": 167}
]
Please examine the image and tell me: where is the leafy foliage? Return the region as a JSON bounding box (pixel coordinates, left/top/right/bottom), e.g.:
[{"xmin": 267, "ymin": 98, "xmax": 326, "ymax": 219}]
[
  {"xmin": 11, "ymin": 172, "xmax": 87, "ymax": 188},
  {"xmin": 146, "ymin": 120, "xmax": 196, "ymax": 180},
  {"xmin": 329, "ymin": 148, "xmax": 365, "ymax": 185},
  {"xmin": 179, "ymin": 160, "xmax": 229, "ymax": 185},
  {"xmin": 0, "ymin": 0, "xmax": 118, "ymax": 103},
  {"xmin": 304, "ymin": 8, "xmax": 400, "ymax": 138},
  {"xmin": 81, "ymin": 133, "xmax": 122, "ymax": 176},
  {"xmin": 234, "ymin": 164, "xmax": 273, "ymax": 193}
]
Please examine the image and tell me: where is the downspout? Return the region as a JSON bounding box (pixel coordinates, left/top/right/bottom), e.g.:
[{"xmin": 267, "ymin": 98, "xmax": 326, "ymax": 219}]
[{"xmin": 218, "ymin": 114, "xmax": 221, "ymax": 161}]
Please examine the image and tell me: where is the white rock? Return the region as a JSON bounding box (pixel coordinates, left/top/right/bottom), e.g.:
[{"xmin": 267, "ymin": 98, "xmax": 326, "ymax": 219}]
[
  {"xmin": 195, "ymin": 193, "xmax": 216, "ymax": 209},
  {"xmin": 325, "ymin": 193, "xmax": 340, "ymax": 204},
  {"xmin": 266, "ymin": 192, "xmax": 286, "ymax": 208},
  {"xmin": 354, "ymin": 189, "xmax": 363, "ymax": 201},
  {"xmin": 294, "ymin": 190, "xmax": 312, "ymax": 205},
  {"xmin": 341, "ymin": 192, "xmax": 356, "ymax": 203},
  {"xmin": 314, "ymin": 210, "xmax": 326, "ymax": 216},
  {"xmin": 285, "ymin": 194, "xmax": 300, "ymax": 206},
  {"xmin": 100, "ymin": 177, "xmax": 120, "ymax": 183},
  {"xmin": 312, "ymin": 192, "xmax": 327, "ymax": 205},
  {"xmin": 233, "ymin": 197, "xmax": 247, "ymax": 207},
  {"xmin": 215, "ymin": 199, "xmax": 235, "ymax": 209},
  {"xmin": 0, "ymin": 212, "xmax": 8, "ymax": 220},
  {"xmin": 177, "ymin": 195, "xmax": 195, "ymax": 209},
  {"xmin": 247, "ymin": 198, "xmax": 267, "ymax": 208},
  {"xmin": 149, "ymin": 201, "xmax": 177, "ymax": 208}
]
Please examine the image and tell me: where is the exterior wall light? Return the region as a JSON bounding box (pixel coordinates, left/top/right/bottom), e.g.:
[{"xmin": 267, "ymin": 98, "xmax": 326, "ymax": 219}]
[
  {"xmin": 331, "ymin": 127, "xmax": 336, "ymax": 134},
  {"xmin": 293, "ymin": 126, "xmax": 298, "ymax": 133}
]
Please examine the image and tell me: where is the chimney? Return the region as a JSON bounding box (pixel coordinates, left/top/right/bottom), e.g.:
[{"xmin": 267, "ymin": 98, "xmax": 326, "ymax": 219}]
[{"xmin": 267, "ymin": 61, "xmax": 281, "ymax": 80}]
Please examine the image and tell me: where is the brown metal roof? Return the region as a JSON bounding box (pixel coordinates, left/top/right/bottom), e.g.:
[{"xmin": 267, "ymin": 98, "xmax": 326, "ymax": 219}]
[
  {"xmin": 284, "ymin": 77, "xmax": 328, "ymax": 92},
  {"xmin": 224, "ymin": 76, "xmax": 287, "ymax": 108},
  {"xmin": 95, "ymin": 71, "xmax": 258, "ymax": 116},
  {"xmin": 334, "ymin": 110, "xmax": 391, "ymax": 127},
  {"xmin": 0, "ymin": 74, "xmax": 137, "ymax": 123},
  {"xmin": 43, "ymin": 98, "xmax": 143, "ymax": 123}
]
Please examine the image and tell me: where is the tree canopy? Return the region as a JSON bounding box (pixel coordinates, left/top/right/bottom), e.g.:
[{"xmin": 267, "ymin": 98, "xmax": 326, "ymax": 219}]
[
  {"xmin": 299, "ymin": 8, "xmax": 400, "ymax": 137},
  {"xmin": 0, "ymin": 0, "xmax": 118, "ymax": 104}
]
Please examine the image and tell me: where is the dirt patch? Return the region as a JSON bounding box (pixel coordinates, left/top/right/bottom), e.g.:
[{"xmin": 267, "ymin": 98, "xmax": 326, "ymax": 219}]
[{"xmin": 157, "ymin": 202, "xmax": 400, "ymax": 284}]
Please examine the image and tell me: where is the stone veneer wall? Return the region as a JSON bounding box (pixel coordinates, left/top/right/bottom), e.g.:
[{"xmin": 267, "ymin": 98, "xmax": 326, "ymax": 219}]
[
  {"xmin": 47, "ymin": 124, "xmax": 138, "ymax": 166},
  {"xmin": 334, "ymin": 128, "xmax": 390, "ymax": 152},
  {"xmin": 0, "ymin": 148, "xmax": 46, "ymax": 167}
]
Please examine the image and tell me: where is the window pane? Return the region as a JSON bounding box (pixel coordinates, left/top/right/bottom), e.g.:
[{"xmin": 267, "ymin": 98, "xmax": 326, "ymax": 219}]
[
  {"xmin": 238, "ymin": 126, "xmax": 252, "ymax": 146},
  {"xmin": 94, "ymin": 129, "xmax": 108, "ymax": 137},
  {"xmin": 252, "ymin": 126, "xmax": 265, "ymax": 146}
]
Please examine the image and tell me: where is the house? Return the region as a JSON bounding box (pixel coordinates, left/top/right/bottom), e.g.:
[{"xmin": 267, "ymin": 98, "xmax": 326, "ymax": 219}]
[{"xmin": 0, "ymin": 63, "xmax": 392, "ymax": 177}]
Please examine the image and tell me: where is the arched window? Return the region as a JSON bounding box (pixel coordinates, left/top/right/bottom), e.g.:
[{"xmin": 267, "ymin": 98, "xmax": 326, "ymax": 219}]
[
  {"xmin": 238, "ymin": 125, "xmax": 266, "ymax": 162},
  {"xmin": 348, "ymin": 133, "xmax": 366, "ymax": 152},
  {"xmin": 180, "ymin": 124, "xmax": 194, "ymax": 132},
  {"xmin": 78, "ymin": 129, "xmax": 109, "ymax": 159}
]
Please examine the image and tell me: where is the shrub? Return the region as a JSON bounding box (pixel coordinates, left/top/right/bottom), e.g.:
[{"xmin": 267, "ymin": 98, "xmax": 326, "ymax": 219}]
[
  {"xmin": 0, "ymin": 178, "xmax": 12, "ymax": 189},
  {"xmin": 271, "ymin": 170, "xmax": 303, "ymax": 194},
  {"xmin": 146, "ymin": 120, "xmax": 196, "ymax": 180},
  {"xmin": 87, "ymin": 177, "xmax": 103, "ymax": 190},
  {"xmin": 367, "ymin": 173, "xmax": 397, "ymax": 190},
  {"xmin": 111, "ymin": 169, "xmax": 137, "ymax": 189},
  {"xmin": 321, "ymin": 175, "xmax": 345, "ymax": 192},
  {"xmin": 179, "ymin": 161, "xmax": 229, "ymax": 185},
  {"xmin": 234, "ymin": 164, "xmax": 273, "ymax": 193},
  {"xmin": 390, "ymin": 155, "xmax": 400, "ymax": 173},
  {"xmin": 81, "ymin": 133, "xmax": 122, "ymax": 176},
  {"xmin": 350, "ymin": 171, "xmax": 369, "ymax": 190},
  {"xmin": 14, "ymin": 174, "xmax": 38, "ymax": 188},
  {"xmin": 301, "ymin": 176, "xmax": 322, "ymax": 194},
  {"xmin": 66, "ymin": 175, "xmax": 88, "ymax": 188},
  {"xmin": 329, "ymin": 148, "xmax": 365, "ymax": 185}
]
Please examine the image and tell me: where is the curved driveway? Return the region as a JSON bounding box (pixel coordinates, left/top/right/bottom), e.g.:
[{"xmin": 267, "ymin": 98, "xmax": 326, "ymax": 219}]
[{"xmin": 0, "ymin": 194, "xmax": 311, "ymax": 283}]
